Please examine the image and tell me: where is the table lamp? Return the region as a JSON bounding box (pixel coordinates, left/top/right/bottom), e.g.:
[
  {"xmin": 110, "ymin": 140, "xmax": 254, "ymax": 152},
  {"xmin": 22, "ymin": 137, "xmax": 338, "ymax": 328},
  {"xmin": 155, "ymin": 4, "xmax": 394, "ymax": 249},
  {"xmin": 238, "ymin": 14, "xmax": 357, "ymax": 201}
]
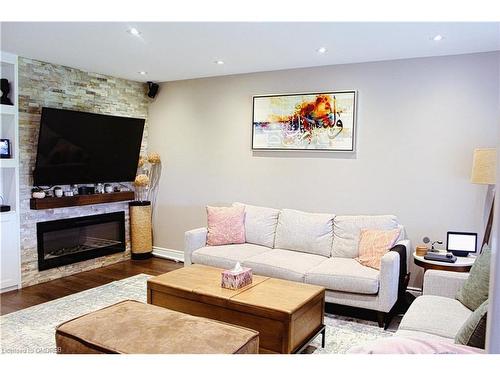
[{"xmin": 471, "ymin": 148, "xmax": 497, "ymax": 248}]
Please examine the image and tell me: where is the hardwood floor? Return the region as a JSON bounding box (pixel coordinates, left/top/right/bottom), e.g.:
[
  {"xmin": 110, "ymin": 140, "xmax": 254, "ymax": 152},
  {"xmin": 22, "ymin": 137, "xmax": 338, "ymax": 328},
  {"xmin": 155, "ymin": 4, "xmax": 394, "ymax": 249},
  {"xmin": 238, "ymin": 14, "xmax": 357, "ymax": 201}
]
[{"xmin": 0, "ymin": 257, "xmax": 182, "ymax": 316}]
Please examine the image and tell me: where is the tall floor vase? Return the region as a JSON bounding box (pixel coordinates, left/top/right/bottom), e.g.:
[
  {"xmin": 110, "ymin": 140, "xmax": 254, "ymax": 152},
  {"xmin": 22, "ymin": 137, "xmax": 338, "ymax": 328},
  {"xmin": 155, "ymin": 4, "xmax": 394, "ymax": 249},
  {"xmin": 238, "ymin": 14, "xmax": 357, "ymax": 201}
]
[{"xmin": 129, "ymin": 201, "xmax": 153, "ymax": 259}]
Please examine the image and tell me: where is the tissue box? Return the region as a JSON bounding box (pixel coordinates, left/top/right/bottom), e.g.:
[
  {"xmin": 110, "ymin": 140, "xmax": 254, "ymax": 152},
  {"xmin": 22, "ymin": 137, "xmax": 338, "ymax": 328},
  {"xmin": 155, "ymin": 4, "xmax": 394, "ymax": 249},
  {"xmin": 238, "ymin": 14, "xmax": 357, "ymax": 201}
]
[{"xmin": 221, "ymin": 267, "xmax": 253, "ymax": 290}]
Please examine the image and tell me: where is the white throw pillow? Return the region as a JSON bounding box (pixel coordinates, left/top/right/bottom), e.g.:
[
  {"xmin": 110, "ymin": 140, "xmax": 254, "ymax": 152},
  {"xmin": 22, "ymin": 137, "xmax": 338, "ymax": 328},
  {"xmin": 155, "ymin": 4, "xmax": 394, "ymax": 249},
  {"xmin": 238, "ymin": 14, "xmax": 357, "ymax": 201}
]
[
  {"xmin": 274, "ymin": 209, "xmax": 334, "ymax": 257},
  {"xmin": 233, "ymin": 203, "xmax": 280, "ymax": 248},
  {"xmin": 332, "ymin": 215, "xmax": 399, "ymax": 258}
]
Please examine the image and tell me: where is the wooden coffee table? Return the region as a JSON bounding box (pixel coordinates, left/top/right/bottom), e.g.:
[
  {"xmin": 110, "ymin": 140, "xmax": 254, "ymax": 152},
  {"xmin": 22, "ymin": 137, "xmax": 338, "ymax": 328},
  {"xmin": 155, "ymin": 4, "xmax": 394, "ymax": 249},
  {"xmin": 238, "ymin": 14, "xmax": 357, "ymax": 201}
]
[{"xmin": 147, "ymin": 264, "xmax": 326, "ymax": 354}]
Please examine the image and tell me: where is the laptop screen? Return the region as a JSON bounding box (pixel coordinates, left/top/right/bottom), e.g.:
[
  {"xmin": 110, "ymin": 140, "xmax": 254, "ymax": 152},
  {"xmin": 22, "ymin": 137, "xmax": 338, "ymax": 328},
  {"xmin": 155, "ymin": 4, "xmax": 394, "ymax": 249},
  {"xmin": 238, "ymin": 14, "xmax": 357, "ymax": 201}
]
[{"xmin": 447, "ymin": 232, "xmax": 477, "ymax": 253}]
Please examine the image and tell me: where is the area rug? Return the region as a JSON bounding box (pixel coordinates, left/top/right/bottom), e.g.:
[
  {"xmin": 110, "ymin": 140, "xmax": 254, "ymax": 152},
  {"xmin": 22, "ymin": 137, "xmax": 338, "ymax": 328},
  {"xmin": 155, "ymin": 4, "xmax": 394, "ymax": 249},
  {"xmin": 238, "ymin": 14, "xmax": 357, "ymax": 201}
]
[{"xmin": 0, "ymin": 274, "xmax": 392, "ymax": 354}]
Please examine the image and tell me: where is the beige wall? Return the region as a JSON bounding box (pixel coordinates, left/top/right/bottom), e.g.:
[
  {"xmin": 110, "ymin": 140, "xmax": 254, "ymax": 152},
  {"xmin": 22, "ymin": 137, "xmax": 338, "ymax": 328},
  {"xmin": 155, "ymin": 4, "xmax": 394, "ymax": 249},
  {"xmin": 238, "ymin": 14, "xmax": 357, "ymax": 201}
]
[{"xmin": 148, "ymin": 52, "xmax": 499, "ymax": 285}]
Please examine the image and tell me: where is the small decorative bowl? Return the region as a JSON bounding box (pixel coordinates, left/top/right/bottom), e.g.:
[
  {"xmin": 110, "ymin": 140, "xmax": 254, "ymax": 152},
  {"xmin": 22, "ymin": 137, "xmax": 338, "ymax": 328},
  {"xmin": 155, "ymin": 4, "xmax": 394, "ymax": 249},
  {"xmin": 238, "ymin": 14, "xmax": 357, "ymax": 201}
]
[{"xmin": 32, "ymin": 191, "xmax": 46, "ymax": 199}]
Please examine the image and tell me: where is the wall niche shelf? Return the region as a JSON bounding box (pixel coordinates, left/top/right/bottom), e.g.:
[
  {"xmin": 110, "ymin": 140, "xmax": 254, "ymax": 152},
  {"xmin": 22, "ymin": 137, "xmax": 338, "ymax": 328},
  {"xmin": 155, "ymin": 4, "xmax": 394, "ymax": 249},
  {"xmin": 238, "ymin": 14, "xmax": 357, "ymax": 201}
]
[
  {"xmin": 0, "ymin": 104, "xmax": 15, "ymax": 115},
  {"xmin": 0, "ymin": 159, "xmax": 18, "ymax": 168},
  {"xmin": 30, "ymin": 191, "xmax": 135, "ymax": 210}
]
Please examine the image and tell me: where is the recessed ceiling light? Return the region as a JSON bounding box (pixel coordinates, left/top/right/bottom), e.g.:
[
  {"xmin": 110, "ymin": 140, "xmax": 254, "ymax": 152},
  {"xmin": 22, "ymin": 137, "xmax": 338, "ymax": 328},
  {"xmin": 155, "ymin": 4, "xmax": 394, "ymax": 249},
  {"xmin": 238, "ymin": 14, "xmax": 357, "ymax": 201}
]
[
  {"xmin": 128, "ymin": 28, "xmax": 141, "ymax": 36},
  {"xmin": 432, "ymin": 34, "xmax": 444, "ymax": 41},
  {"xmin": 317, "ymin": 47, "xmax": 327, "ymax": 54},
  {"xmin": 139, "ymin": 71, "xmax": 147, "ymax": 75},
  {"xmin": 214, "ymin": 60, "xmax": 225, "ymax": 65}
]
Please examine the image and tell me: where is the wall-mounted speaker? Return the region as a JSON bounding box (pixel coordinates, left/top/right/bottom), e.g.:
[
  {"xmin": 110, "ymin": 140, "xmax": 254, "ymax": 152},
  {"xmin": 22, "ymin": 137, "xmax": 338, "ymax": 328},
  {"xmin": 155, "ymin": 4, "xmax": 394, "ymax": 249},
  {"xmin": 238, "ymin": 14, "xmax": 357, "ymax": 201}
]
[{"xmin": 147, "ymin": 82, "xmax": 159, "ymax": 99}]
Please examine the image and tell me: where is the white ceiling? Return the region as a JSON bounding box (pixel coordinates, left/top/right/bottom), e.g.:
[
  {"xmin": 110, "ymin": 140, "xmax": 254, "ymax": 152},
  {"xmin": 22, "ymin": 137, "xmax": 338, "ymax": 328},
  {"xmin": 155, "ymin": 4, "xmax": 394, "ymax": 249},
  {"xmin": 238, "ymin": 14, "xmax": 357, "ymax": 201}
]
[{"xmin": 1, "ymin": 22, "xmax": 499, "ymax": 82}]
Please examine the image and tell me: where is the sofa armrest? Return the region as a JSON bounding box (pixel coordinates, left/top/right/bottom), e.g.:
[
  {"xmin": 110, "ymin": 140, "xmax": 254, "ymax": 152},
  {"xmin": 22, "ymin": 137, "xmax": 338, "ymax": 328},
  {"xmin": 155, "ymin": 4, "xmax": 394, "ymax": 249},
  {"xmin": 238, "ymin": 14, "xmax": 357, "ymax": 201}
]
[
  {"xmin": 184, "ymin": 227, "xmax": 208, "ymax": 266},
  {"xmin": 377, "ymin": 251, "xmax": 400, "ymax": 312},
  {"xmin": 423, "ymin": 270, "xmax": 469, "ymax": 298},
  {"xmin": 395, "ymin": 239, "xmax": 411, "ymax": 273}
]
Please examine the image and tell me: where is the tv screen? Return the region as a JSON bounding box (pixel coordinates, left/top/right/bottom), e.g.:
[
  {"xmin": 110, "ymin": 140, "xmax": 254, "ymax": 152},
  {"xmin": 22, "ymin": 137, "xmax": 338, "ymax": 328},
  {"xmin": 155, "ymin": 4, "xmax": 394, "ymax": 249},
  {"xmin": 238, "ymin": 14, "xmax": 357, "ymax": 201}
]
[{"xmin": 33, "ymin": 108, "xmax": 145, "ymax": 186}]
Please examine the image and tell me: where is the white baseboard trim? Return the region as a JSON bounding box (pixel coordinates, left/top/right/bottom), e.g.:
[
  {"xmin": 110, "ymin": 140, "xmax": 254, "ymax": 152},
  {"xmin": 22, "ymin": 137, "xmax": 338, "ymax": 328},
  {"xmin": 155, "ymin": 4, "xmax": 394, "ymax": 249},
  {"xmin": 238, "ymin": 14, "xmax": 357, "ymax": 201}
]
[
  {"xmin": 407, "ymin": 286, "xmax": 423, "ymax": 296},
  {"xmin": 153, "ymin": 246, "xmax": 185, "ymax": 263},
  {"xmin": 1, "ymin": 284, "xmax": 20, "ymax": 293},
  {"xmin": 407, "ymin": 286, "xmax": 421, "ymax": 291}
]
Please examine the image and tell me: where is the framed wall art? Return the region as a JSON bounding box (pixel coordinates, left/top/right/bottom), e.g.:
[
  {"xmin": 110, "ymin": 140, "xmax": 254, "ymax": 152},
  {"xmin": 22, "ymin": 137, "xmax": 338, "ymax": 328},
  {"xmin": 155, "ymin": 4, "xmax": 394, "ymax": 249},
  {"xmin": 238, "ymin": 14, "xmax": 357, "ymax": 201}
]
[{"xmin": 252, "ymin": 90, "xmax": 357, "ymax": 151}]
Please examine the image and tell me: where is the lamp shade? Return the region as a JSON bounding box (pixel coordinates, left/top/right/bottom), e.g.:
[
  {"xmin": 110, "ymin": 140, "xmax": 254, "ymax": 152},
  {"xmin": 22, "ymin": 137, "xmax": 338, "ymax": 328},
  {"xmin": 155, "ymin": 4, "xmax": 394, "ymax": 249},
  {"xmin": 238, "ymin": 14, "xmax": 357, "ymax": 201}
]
[{"xmin": 471, "ymin": 148, "xmax": 497, "ymax": 185}]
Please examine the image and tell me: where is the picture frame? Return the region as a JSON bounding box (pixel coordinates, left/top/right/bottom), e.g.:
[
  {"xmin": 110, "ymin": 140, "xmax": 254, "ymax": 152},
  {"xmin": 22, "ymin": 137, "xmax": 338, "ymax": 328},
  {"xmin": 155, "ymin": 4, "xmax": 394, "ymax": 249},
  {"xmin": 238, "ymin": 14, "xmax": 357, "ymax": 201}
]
[
  {"xmin": 0, "ymin": 139, "xmax": 11, "ymax": 159},
  {"xmin": 252, "ymin": 90, "xmax": 357, "ymax": 152}
]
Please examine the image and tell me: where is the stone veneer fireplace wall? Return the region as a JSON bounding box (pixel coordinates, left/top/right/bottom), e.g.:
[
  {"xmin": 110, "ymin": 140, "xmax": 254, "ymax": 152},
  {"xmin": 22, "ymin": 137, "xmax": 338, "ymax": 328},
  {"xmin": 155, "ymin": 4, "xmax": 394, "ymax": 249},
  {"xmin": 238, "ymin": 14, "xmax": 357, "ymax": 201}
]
[{"xmin": 18, "ymin": 57, "xmax": 150, "ymax": 287}]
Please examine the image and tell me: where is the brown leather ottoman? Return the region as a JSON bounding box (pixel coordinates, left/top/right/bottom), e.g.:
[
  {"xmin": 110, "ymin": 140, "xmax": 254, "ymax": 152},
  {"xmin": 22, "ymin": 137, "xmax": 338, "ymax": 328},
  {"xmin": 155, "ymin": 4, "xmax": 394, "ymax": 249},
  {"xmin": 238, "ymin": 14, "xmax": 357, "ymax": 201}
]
[{"xmin": 55, "ymin": 300, "xmax": 259, "ymax": 354}]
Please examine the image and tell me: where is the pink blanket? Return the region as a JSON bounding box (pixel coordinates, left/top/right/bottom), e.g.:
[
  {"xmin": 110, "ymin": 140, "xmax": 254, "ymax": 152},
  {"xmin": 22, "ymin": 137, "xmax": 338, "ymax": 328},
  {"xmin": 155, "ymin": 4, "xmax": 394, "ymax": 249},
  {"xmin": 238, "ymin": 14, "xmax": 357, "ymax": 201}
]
[{"xmin": 348, "ymin": 337, "xmax": 485, "ymax": 354}]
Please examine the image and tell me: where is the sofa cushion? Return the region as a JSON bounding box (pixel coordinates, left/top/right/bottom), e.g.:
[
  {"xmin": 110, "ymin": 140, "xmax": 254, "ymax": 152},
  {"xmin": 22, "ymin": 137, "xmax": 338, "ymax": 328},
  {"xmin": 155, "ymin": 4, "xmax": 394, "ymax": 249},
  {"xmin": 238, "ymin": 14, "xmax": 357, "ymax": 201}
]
[
  {"xmin": 305, "ymin": 258, "xmax": 380, "ymax": 295},
  {"xmin": 356, "ymin": 228, "xmax": 401, "ymax": 270},
  {"xmin": 398, "ymin": 295, "xmax": 472, "ymax": 339},
  {"xmin": 192, "ymin": 244, "xmax": 271, "ymax": 269},
  {"xmin": 332, "ymin": 215, "xmax": 399, "ymax": 258},
  {"xmin": 456, "ymin": 244, "xmax": 491, "ymax": 311},
  {"xmin": 455, "ymin": 299, "xmax": 488, "ymax": 349},
  {"xmin": 274, "ymin": 209, "xmax": 334, "ymax": 257},
  {"xmin": 242, "ymin": 248, "xmax": 327, "ymax": 282},
  {"xmin": 233, "ymin": 202, "xmax": 280, "ymax": 248},
  {"xmin": 206, "ymin": 206, "xmax": 245, "ymax": 246}
]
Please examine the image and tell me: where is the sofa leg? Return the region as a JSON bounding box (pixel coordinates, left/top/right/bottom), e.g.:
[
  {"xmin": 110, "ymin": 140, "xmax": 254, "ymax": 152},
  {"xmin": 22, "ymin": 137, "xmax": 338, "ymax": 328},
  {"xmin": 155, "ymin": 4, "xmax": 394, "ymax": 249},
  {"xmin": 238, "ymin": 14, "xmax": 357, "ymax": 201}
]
[{"xmin": 376, "ymin": 312, "xmax": 386, "ymax": 328}]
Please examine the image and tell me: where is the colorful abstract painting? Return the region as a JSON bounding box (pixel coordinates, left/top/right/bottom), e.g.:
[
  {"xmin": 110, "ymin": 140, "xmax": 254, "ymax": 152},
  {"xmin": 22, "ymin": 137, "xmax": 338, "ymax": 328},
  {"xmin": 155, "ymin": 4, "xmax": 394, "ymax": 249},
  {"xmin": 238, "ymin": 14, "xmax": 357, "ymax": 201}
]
[{"xmin": 252, "ymin": 91, "xmax": 356, "ymax": 151}]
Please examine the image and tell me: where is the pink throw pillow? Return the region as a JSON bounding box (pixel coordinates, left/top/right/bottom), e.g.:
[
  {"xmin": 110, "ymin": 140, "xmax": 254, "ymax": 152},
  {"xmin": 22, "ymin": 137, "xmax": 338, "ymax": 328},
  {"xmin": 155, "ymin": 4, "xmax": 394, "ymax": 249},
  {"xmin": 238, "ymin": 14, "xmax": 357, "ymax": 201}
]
[
  {"xmin": 356, "ymin": 228, "xmax": 401, "ymax": 270},
  {"xmin": 206, "ymin": 206, "xmax": 246, "ymax": 246}
]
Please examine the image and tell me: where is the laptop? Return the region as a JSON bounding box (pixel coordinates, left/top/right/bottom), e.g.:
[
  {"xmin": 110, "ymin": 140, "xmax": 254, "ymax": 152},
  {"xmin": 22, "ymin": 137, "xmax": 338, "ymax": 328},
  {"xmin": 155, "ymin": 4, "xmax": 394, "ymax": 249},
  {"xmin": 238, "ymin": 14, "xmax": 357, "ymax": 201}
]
[{"xmin": 447, "ymin": 231, "xmax": 477, "ymax": 257}]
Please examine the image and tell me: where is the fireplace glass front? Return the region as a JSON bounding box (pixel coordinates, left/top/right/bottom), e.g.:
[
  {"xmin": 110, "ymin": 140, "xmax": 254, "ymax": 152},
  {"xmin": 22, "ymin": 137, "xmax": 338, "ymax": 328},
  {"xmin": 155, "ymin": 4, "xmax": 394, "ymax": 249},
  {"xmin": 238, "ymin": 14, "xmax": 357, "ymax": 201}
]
[{"xmin": 37, "ymin": 212, "xmax": 125, "ymax": 271}]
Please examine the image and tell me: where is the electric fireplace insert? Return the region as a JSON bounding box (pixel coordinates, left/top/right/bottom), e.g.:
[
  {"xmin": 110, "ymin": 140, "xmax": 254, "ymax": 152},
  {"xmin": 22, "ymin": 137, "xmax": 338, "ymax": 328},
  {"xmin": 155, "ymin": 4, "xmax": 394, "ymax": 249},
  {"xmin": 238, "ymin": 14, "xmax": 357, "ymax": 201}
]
[{"xmin": 37, "ymin": 212, "xmax": 125, "ymax": 271}]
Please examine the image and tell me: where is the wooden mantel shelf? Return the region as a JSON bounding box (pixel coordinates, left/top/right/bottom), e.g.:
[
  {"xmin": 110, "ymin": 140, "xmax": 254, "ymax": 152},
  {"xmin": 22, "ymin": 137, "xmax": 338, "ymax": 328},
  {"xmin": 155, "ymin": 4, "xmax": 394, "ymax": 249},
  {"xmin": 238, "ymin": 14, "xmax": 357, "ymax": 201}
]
[{"xmin": 30, "ymin": 191, "xmax": 135, "ymax": 210}]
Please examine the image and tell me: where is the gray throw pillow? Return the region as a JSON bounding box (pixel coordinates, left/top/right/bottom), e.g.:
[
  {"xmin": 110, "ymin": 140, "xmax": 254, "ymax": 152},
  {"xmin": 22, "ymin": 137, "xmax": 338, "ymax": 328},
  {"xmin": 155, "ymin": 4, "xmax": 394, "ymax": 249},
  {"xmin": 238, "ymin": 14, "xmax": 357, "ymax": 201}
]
[
  {"xmin": 455, "ymin": 299, "xmax": 488, "ymax": 349},
  {"xmin": 456, "ymin": 244, "xmax": 491, "ymax": 311}
]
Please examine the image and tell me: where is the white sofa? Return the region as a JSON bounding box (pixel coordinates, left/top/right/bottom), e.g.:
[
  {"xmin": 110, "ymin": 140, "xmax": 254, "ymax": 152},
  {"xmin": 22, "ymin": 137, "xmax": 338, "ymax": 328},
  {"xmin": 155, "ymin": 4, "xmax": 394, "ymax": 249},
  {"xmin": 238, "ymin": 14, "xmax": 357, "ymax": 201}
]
[
  {"xmin": 348, "ymin": 270, "xmax": 487, "ymax": 353},
  {"xmin": 396, "ymin": 270, "xmax": 476, "ymax": 342},
  {"xmin": 184, "ymin": 203, "xmax": 411, "ymax": 326}
]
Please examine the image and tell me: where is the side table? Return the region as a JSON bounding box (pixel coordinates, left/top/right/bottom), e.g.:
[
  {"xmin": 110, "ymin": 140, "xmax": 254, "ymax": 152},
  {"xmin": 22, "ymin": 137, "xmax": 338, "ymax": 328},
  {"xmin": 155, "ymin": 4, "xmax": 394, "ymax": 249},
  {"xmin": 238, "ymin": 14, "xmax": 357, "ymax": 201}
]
[{"xmin": 413, "ymin": 251, "xmax": 476, "ymax": 273}]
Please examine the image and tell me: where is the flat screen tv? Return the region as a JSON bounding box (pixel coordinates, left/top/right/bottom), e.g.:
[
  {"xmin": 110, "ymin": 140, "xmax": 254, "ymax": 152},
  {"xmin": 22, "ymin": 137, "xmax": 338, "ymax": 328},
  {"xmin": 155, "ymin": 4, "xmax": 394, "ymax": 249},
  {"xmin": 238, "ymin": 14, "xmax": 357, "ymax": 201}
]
[{"xmin": 33, "ymin": 107, "xmax": 145, "ymax": 186}]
